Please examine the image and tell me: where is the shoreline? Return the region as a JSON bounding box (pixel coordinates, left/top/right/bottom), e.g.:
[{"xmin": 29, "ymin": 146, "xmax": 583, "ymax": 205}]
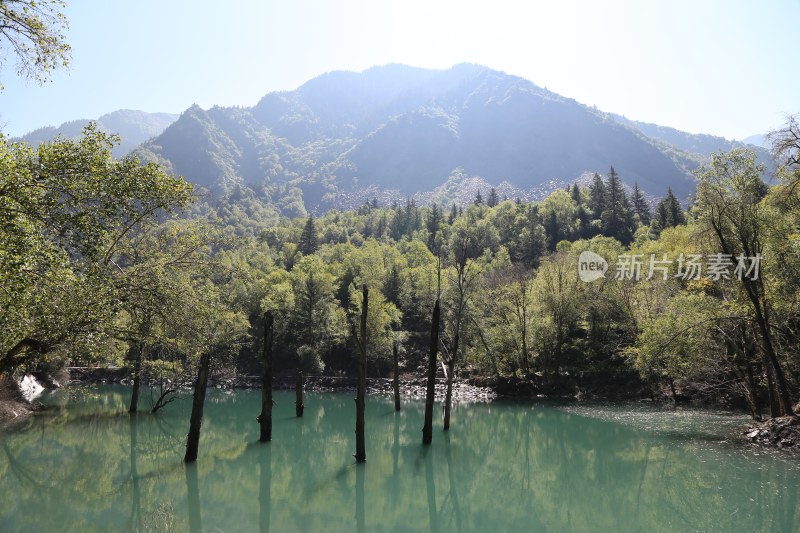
[{"xmin": 6, "ymin": 369, "xmax": 796, "ymax": 453}]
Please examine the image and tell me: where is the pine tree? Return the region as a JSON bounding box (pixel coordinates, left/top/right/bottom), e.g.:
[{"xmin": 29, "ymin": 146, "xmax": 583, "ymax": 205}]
[
  {"xmin": 654, "ymin": 187, "xmax": 686, "ymax": 230},
  {"xmin": 570, "ymin": 183, "xmax": 582, "ymax": 205},
  {"xmin": 298, "ymin": 216, "xmax": 319, "ymax": 255},
  {"xmin": 487, "ymin": 188, "xmax": 499, "ymax": 207},
  {"xmin": 474, "ymin": 190, "xmax": 484, "ymax": 206},
  {"xmin": 588, "ymin": 173, "xmax": 606, "ymax": 219},
  {"xmin": 426, "ymin": 203, "xmax": 443, "ymax": 251},
  {"xmin": 544, "ymin": 211, "xmax": 560, "ymax": 251},
  {"xmin": 448, "ymin": 203, "xmax": 458, "ymax": 224},
  {"xmin": 631, "ymin": 182, "xmax": 651, "ymax": 225},
  {"xmin": 600, "ymin": 167, "xmax": 635, "ymax": 245}
]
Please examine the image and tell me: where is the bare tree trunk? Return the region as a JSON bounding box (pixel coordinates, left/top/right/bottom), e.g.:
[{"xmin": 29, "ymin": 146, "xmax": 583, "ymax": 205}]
[
  {"xmin": 128, "ymin": 341, "xmax": 143, "ymax": 414},
  {"xmin": 744, "ymin": 362, "xmax": 762, "ymax": 421},
  {"xmin": 259, "ymin": 311, "xmax": 274, "ymax": 442},
  {"xmin": 443, "ymin": 334, "xmax": 458, "ymax": 431},
  {"xmin": 355, "ymin": 286, "xmax": 368, "ymax": 463},
  {"xmin": 295, "ymin": 369, "xmax": 304, "ymax": 417},
  {"xmin": 184, "ymin": 351, "xmax": 211, "ymax": 463},
  {"xmin": 422, "ymin": 299, "xmax": 440, "ymax": 445},
  {"xmin": 393, "ymin": 340, "xmax": 401, "ymax": 412},
  {"xmin": 764, "ymin": 355, "xmax": 781, "ymax": 418}
]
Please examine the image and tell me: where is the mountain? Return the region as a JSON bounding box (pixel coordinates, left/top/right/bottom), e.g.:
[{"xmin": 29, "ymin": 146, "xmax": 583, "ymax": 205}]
[
  {"xmin": 742, "ymin": 134, "xmax": 769, "ymax": 149},
  {"xmin": 135, "ymin": 64, "xmax": 751, "ymax": 212},
  {"xmin": 17, "ymin": 110, "xmax": 179, "ymax": 158},
  {"xmin": 609, "ymin": 113, "xmax": 762, "ymax": 156}
]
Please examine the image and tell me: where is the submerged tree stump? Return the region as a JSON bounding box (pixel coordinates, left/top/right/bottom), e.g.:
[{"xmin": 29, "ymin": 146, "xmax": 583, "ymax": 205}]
[
  {"xmin": 422, "ymin": 299, "xmax": 440, "ymax": 445},
  {"xmin": 355, "ymin": 286, "xmax": 368, "ymax": 463},
  {"xmin": 258, "ymin": 311, "xmax": 274, "ymax": 442}
]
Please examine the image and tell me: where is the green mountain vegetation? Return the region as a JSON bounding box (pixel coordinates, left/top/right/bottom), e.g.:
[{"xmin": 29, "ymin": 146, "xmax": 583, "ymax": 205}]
[{"xmin": 133, "ymin": 64, "xmax": 731, "ymax": 214}]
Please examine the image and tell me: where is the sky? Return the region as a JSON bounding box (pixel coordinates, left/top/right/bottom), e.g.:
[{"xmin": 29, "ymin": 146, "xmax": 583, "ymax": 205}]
[{"xmin": 0, "ymin": 0, "xmax": 797, "ymax": 140}]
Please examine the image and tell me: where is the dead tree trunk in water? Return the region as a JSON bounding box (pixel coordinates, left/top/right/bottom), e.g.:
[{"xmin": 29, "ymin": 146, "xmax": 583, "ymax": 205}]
[
  {"xmin": 393, "ymin": 340, "xmax": 401, "ymax": 412},
  {"xmin": 354, "ymin": 286, "xmax": 368, "ymax": 463},
  {"xmin": 128, "ymin": 341, "xmax": 143, "ymax": 414},
  {"xmin": 443, "ymin": 333, "xmax": 458, "ymax": 431},
  {"xmin": 258, "ymin": 311, "xmax": 274, "ymax": 442},
  {"xmin": 184, "ymin": 351, "xmax": 211, "ymax": 463},
  {"xmin": 295, "ymin": 370, "xmax": 304, "ymax": 417},
  {"xmin": 422, "ymin": 299, "xmax": 440, "ymax": 445}
]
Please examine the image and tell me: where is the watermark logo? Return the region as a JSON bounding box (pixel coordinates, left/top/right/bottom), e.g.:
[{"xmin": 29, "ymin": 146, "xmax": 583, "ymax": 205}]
[
  {"xmin": 578, "ymin": 251, "xmax": 761, "ymax": 282},
  {"xmin": 578, "ymin": 251, "xmax": 608, "ymax": 282}
]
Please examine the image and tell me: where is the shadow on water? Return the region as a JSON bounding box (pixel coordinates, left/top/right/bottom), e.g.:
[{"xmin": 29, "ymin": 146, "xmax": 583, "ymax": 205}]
[{"xmin": 422, "ymin": 445, "xmax": 439, "ymax": 533}]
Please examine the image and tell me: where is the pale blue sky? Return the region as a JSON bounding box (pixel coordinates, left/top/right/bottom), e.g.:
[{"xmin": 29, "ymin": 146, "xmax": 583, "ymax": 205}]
[{"xmin": 0, "ymin": 0, "xmax": 797, "ymax": 140}]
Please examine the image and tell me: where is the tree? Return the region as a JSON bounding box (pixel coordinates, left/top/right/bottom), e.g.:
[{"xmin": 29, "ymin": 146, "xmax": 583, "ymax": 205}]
[
  {"xmin": 258, "ymin": 311, "xmax": 274, "ymax": 442},
  {"xmin": 482, "ymin": 267, "xmax": 536, "ymax": 376},
  {"xmin": 182, "ymin": 284, "xmax": 249, "ymax": 463},
  {"xmin": 631, "ymin": 182, "xmax": 651, "ymax": 225},
  {"xmin": 426, "ymin": 203, "xmax": 442, "ymax": 252},
  {"xmin": 533, "ymin": 252, "xmax": 584, "ymax": 382},
  {"xmin": 570, "ymin": 183, "xmax": 582, "ymax": 205},
  {"xmin": 0, "ymin": 125, "xmax": 193, "ymax": 375},
  {"xmin": 0, "ymin": 0, "xmax": 71, "ymax": 89},
  {"xmin": 487, "ymin": 188, "xmax": 499, "ymax": 207},
  {"xmin": 298, "ymin": 215, "xmax": 319, "ymax": 255},
  {"xmin": 422, "ymin": 298, "xmax": 440, "ymax": 445},
  {"xmin": 654, "ymin": 187, "xmax": 686, "ymax": 232},
  {"xmin": 441, "ymin": 223, "xmax": 484, "ymax": 430},
  {"xmin": 287, "ymin": 255, "xmax": 343, "ymax": 415},
  {"xmin": 353, "ymin": 286, "xmax": 368, "ymax": 463},
  {"xmin": 474, "ymin": 190, "xmax": 484, "ymax": 206},
  {"xmin": 588, "ymin": 173, "xmax": 606, "ymax": 220},
  {"xmin": 601, "ymin": 166, "xmax": 635, "ymax": 244},
  {"xmin": 695, "ymin": 149, "xmax": 795, "ymax": 417}
]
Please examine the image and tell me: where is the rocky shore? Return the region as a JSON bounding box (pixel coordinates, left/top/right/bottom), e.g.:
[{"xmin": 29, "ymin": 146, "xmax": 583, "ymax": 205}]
[
  {"xmin": 744, "ymin": 416, "xmax": 800, "ymax": 450},
  {"xmin": 66, "ymin": 367, "xmax": 498, "ymax": 403}
]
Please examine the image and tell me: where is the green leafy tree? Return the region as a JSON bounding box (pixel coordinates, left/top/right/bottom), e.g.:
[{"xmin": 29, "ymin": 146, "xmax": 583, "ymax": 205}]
[
  {"xmin": 695, "ymin": 149, "xmax": 795, "ymax": 416},
  {"xmin": 0, "ymin": 126, "xmax": 192, "ymax": 374},
  {"xmin": 0, "ymin": 0, "xmax": 71, "ymax": 89}
]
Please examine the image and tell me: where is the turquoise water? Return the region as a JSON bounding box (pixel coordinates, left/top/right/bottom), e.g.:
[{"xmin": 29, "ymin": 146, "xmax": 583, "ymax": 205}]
[{"xmin": 0, "ymin": 386, "xmax": 798, "ymax": 532}]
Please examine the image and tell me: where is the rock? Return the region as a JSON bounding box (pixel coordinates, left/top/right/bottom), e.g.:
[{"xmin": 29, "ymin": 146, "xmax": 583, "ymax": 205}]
[{"xmin": 17, "ymin": 375, "xmax": 44, "ymax": 402}]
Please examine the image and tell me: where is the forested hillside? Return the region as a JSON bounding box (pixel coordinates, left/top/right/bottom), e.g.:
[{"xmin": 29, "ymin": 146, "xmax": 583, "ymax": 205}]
[{"xmin": 4, "ymin": 120, "xmax": 799, "ymax": 418}]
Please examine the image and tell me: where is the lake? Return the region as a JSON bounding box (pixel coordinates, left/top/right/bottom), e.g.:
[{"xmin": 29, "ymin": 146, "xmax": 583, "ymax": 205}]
[{"xmin": 0, "ymin": 386, "xmax": 798, "ymax": 532}]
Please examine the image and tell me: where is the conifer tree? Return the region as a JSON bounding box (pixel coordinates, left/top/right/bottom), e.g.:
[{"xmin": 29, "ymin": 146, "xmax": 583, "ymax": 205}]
[
  {"xmin": 298, "ymin": 216, "xmax": 319, "ymax": 255},
  {"xmin": 588, "ymin": 172, "xmax": 606, "ymax": 219},
  {"xmin": 631, "ymin": 182, "xmax": 651, "ymax": 225},
  {"xmin": 600, "ymin": 166, "xmax": 635, "ymax": 244},
  {"xmin": 426, "ymin": 203, "xmax": 443, "ymax": 251},
  {"xmin": 487, "ymin": 188, "xmax": 499, "ymax": 207}
]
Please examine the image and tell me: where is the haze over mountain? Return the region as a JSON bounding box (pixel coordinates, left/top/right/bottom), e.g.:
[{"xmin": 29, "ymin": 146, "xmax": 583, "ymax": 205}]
[{"xmin": 16, "ymin": 110, "xmax": 178, "ymax": 158}]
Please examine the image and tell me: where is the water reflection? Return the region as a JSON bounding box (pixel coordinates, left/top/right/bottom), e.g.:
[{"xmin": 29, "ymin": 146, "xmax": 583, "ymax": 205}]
[
  {"xmin": 423, "ymin": 446, "xmax": 438, "ymax": 533},
  {"xmin": 185, "ymin": 463, "xmax": 202, "ymax": 532},
  {"xmin": 0, "ymin": 387, "xmax": 798, "ymax": 532},
  {"xmin": 258, "ymin": 443, "xmax": 271, "ymax": 533}
]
